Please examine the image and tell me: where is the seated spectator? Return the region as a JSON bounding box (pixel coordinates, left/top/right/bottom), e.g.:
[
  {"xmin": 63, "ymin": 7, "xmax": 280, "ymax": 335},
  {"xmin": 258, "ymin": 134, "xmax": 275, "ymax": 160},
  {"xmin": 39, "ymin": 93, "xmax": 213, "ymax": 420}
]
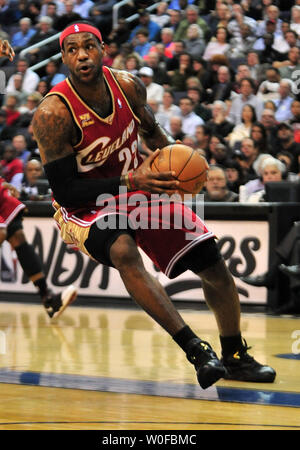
[
  {"xmin": 165, "ymin": 115, "xmax": 184, "ymax": 141},
  {"xmin": 177, "ymin": 96, "xmax": 204, "ymax": 135},
  {"xmin": 39, "ymin": 0, "xmax": 65, "ymax": 18},
  {"xmin": 26, "ymin": 16, "xmax": 59, "ymax": 65},
  {"xmin": 289, "ymin": 100, "xmax": 300, "ymax": 143},
  {"xmin": 107, "ymin": 18, "xmax": 131, "ymax": 46},
  {"xmin": 228, "ymin": 104, "xmax": 257, "ymax": 148},
  {"xmin": 290, "ymin": 5, "xmax": 300, "ymax": 37},
  {"xmin": 12, "ymin": 134, "xmax": 31, "ymax": 164},
  {"xmin": 147, "ymin": 98, "xmax": 168, "ymax": 128},
  {"xmin": 246, "ymin": 51, "xmax": 267, "ymax": 84},
  {"xmin": 150, "ymin": 2, "xmax": 169, "ymax": 28},
  {"xmin": 204, "ymin": 2, "xmax": 231, "ymax": 35},
  {"xmin": 276, "ymin": 150, "xmax": 299, "ymax": 181},
  {"xmin": 273, "ymin": 29, "xmax": 299, "ymax": 57},
  {"xmin": 129, "ymin": 9, "xmax": 161, "ymax": 44},
  {"xmin": 6, "ymin": 58, "xmax": 40, "ymax": 95},
  {"xmin": 165, "ymin": 39, "xmax": 185, "ymax": 75},
  {"xmin": 158, "ymin": 89, "xmax": 180, "ymax": 121},
  {"xmin": 183, "ymin": 24, "xmax": 205, "ymax": 59},
  {"xmin": 19, "ymin": 159, "xmax": 51, "ymax": 201},
  {"xmin": 227, "ymin": 3, "xmax": 256, "ymax": 38},
  {"xmin": 11, "ymin": 17, "xmax": 36, "ymax": 53},
  {"xmin": 256, "ymin": 4, "xmax": 282, "ymax": 38},
  {"xmin": 111, "ymin": 42, "xmax": 143, "ymax": 70},
  {"xmin": 2, "ymin": 95, "xmax": 20, "ymax": 127},
  {"xmin": 0, "ymin": 143, "xmax": 24, "ymax": 189},
  {"xmin": 5, "ymin": 72, "xmax": 28, "ymax": 105},
  {"xmin": 242, "ymin": 153, "xmax": 273, "ymax": 200},
  {"xmin": 134, "ymin": 28, "xmax": 152, "ymax": 58},
  {"xmin": 17, "ymin": 92, "xmax": 43, "ymax": 128},
  {"xmin": 53, "ymin": 0, "xmax": 82, "ymax": 31},
  {"xmin": 144, "ymin": 51, "xmax": 169, "ymax": 86},
  {"xmin": 274, "ymin": 122, "xmax": 300, "ymax": 173},
  {"xmin": 138, "ymin": 66, "xmax": 164, "ymax": 103},
  {"xmin": 186, "ymin": 86, "xmax": 212, "ymax": 122},
  {"xmin": 204, "ymin": 165, "xmax": 239, "ymax": 202},
  {"xmin": 174, "ymin": 5, "xmax": 209, "ymax": 41},
  {"xmin": 259, "ymin": 108, "xmax": 279, "ymax": 152},
  {"xmin": 274, "ymin": 46, "xmax": 300, "ymax": 80},
  {"xmin": 191, "ymin": 56, "xmax": 210, "ymax": 92},
  {"xmin": 165, "ymin": 8, "xmax": 181, "ymax": 36},
  {"xmin": 124, "ymin": 54, "xmax": 141, "ymax": 76},
  {"xmin": 234, "ymin": 137, "xmax": 260, "ymax": 182},
  {"xmin": 195, "ymin": 124, "xmax": 211, "ymax": 156},
  {"xmin": 73, "ymin": 0, "xmax": 94, "ymax": 19},
  {"xmin": 227, "ymin": 23, "xmax": 256, "ymax": 59},
  {"xmin": 206, "ymin": 100, "xmax": 234, "ymax": 138},
  {"xmin": 223, "ymin": 159, "xmax": 246, "ymax": 194},
  {"xmin": 250, "ymin": 122, "xmax": 270, "ymax": 154},
  {"xmin": 42, "ymin": 60, "xmax": 66, "ymax": 88},
  {"xmin": 209, "ymin": 65, "xmax": 234, "ymax": 103},
  {"xmin": 245, "ymin": 157, "xmax": 286, "ymax": 203},
  {"xmin": 257, "ymin": 67, "xmax": 281, "ymax": 102},
  {"xmin": 169, "ymin": 52, "xmax": 194, "ymax": 92},
  {"xmin": 203, "ymin": 27, "xmax": 230, "ymax": 62},
  {"xmin": 182, "ymin": 134, "xmax": 198, "ymax": 149},
  {"xmin": 273, "ymin": 79, "xmax": 294, "ymax": 122},
  {"xmin": 36, "ymin": 79, "xmax": 51, "ymax": 97},
  {"xmin": 228, "ymin": 78, "xmax": 264, "ymax": 125},
  {"xmin": 207, "ymin": 134, "xmax": 230, "ymax": 165}
]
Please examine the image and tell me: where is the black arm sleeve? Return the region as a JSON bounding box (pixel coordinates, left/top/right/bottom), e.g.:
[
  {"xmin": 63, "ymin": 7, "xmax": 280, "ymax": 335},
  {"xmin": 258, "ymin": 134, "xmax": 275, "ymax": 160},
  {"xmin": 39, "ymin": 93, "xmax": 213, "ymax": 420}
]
[{"xmin": 44, "ymin": 153, "xmax": 122, "ymax": 207}]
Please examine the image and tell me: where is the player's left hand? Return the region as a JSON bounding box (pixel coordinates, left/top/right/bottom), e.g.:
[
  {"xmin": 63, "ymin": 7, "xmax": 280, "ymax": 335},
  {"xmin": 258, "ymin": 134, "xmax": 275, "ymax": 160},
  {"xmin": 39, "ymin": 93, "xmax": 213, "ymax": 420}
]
[
  {"xmin": 0, "ymin": 40, "xmax": 15, "ymax": 61},
  {"xmin": 3, "ymin": 182, "xmax": 20, "ymax": 198}
]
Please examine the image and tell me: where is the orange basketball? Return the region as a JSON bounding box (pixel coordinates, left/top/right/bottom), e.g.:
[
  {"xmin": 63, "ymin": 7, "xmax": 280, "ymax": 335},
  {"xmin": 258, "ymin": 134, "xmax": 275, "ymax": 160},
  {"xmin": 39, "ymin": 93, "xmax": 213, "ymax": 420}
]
[{"xmin": 151, "ymin": 144, "xmax": 209, "ymax": 198}]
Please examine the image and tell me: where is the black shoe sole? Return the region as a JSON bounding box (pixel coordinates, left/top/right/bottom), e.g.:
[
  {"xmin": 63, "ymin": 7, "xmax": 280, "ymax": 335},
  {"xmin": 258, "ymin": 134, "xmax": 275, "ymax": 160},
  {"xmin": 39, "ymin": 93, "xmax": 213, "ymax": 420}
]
[{"xmin": 197, "ymin": 363, "xmax": 227, "ymax": 389}]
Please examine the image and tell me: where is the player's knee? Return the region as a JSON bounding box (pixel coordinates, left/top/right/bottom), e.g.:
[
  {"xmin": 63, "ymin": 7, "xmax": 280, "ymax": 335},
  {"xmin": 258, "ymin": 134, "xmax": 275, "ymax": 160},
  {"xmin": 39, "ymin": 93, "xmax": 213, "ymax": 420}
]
[
  {"xmin": 109, "ymin": 234, "xmax": 141, "ymax": 270},
  {"xmin": 8, "ymin": 229, "xmax": 26, "ymax": 248},
  {"xmin": 200, "ymin": 258, "xmax": 233, "ymax": 287},
  {"xmin": 0, "ymin": 228, "xmax": 7, "ymax": 245}
]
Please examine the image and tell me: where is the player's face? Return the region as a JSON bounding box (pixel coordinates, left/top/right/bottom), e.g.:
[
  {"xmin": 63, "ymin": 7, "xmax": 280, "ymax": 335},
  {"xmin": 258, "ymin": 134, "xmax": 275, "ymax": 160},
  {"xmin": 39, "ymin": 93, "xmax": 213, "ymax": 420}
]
[{"xmin": 62, "ymin": 32, "xmax": 104, "ymax": 84}]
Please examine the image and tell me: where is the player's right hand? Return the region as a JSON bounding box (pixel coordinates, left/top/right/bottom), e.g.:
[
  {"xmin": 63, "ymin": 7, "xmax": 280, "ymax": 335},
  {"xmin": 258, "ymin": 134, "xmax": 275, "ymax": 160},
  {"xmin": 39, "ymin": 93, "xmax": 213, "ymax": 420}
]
[{"xmin": 131, "ymin": 149, "xmax": 179, "ymax": 194}]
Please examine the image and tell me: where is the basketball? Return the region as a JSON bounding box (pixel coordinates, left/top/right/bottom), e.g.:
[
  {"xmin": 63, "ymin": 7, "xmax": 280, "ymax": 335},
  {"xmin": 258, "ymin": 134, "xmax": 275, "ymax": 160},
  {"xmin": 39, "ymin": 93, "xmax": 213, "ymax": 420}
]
[{"xmin": 151, "ymin": 144, "xmax": 209, "ymax": 198}]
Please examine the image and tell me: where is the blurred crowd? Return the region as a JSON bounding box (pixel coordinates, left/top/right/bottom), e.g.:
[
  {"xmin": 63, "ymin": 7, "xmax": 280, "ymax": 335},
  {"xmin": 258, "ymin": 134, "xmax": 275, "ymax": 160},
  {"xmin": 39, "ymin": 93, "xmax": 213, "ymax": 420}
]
[{"xmin": 0, "ymin": 0, "xmax": 300, "ymax": 202}]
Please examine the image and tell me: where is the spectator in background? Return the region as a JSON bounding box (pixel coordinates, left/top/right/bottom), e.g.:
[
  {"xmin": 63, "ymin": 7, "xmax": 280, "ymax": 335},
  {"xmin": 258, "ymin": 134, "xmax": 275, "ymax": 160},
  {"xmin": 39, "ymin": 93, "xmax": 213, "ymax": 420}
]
[
  {"xmin": 228, "ymin": 104, "xmax": 257, "ymax": 148},
  {"xmin": 204, "ymin": 166, "xmax": 239, "ymax": 202},
  {"xmin": 223, "ymin": 159, "xmax": 246, "ymax": 194},
  {"xmin": 134, "ymin": 28, "xmax": 152, "ymax": 58},
  {"xmin": 209, "ymin": 65, "xmax": 233, "ymax": 103},
  {"xmin": 12, "ymin": 134, "xmax": 31, "ymax": 164},
  {"xmin": 2, "ymin": 95, "xmax": 21, "ymax": 128},
  {"xmin": 6, "ymin": 58, "xmax": 40, "ymax": 95},
  {"xmin": 73, "ymin": 0, "xmax": 94, "ymax": 19},
  {"xmin": 290, "ymin": 5, "xmax": 300, "ymax": 37},
  {"xmin": 204, "ymin": 2, "xmax": 231, "ymax": 35},
  {"xmin": 228, "ymin": 78, "xmax": 264, "ymax": 125},
  {"xmin": 186, "ymin": 86, "xmax": 212, "ymax": 122},
  {"xmin": 207, "ymin": 100, "xmax": 234, "ymax": 139},
  {"xmin": 227, "ymin": 23, "xmax": 256, "ymax": 60},
  {"xmin": 11, "ymin": 17, "xmax": 36, "ymax": 53},
  {"xmin": 147, "ymin": 98, "xmax": 168, "ymax": 128},
  {"xmin": 236, "ymin": 137, "xmax": 260, "ymax": 182},
  {"xmin": 5, "ymin": 72, "xmax": 28, "ymax": 105},
  {"xmin": 25, "ymin": 16, "xmax": 59, "ymax": 65},
  {"xmin": 177, "ymin": 96, "xmax": 204, "ymax": 135},
  {"xmin": 138, "ymin": 66, "xmax": 164, "ymax": 103},
  {"xmin": 53, "ymin": 0, "xmax": 82, "ymax": 31},
  {"xmin": 183, "ymin": 24, "xmax": 205, "ymax": 59},
  {"xmin": 289, "ymin": 100, "xmax": 300, "ymax": 143},
  {"xmin": 273, "ymin": 79, "xmax": 294, "ymax": 122},
  {"xmin": 169, "ymin": 52, "xmax": 194, "ymax": 92},
  {"xmin": 174, "ymin": 5, "xmax": 209, "ymax": 41},
  {"xmin": 195, "ymin": 124, "xmax": 210, "ymax": 156},
  {"xmin": 144, "ymin": 51, "xmax": 169, "ymax": 85},
  {"xmin": 19, "ymin": 159, "xmax": 51, "ymax": 201},
  {"xmin": 129, "ymin": 9, "xmax": 161, "ymax": 44},
  {"xmin": 39, "ymin": 0, "xmax": 65, "ymax": 18},
  {"xmin": 107, "ymin": 18, "xmax": 131, "ymax": 46},
  {"xmin": 259, "ymin": 108, "xmax": 279, "ymax": 152},
  {"xmin": 275, "ymin": 46, "xmax": 300, "ymax": 80},
  {"xmin": 245, "ymin": 157, "xmax": 286, "ymax": 203},
  {"xmin": 227, "ymin": 3, "xmax": 256, "ymax": 38},
  {"xmin": 102, "ymin": 42, "xmax": 119, "ymax": 67},
  {"xmin": 150, "ymin": 2, "xmax": 169, "ymax": 28},
  {"xmin": 158, "ymin": 89, "xmax": 181, "ymax": 121},
  {"xmin": 250, "ymin": 122, "xmax": 270, "ymax": 154},
  {"xmin": 274, "ymin": 122, "xmax": 300, "ymax": 173},
  {"xmin": 165, "ymin": 8, "xmax": 181, "ymax": 36},
  {"xmin": 124, "ymin": 53, "xmax": 141, "ymax": 75},
  {"xmin": 41, "ymin": 59, "xmax": 65, "ymax": 87},
  {"xmin": 203, "ymin": 27, "xmax": 230, "ymax": 62},
  {"xmin": 165, "ymin": 115, "xmax": 184, "ymax": 141},
  {"xmin": 0, "ymin": 144, "xmax": 23, "ymax": 189}
]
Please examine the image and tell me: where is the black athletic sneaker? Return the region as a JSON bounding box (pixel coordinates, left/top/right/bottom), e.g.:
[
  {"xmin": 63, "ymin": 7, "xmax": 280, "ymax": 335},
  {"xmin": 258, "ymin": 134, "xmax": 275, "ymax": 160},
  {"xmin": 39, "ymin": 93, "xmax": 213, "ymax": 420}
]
[
  {"xmin": 186, "ymin": 338, "xmax": 227, "ymax": 389},
  {"xmin": 43, "ymin": 285, "xmax": 78, "ymax": 320},
  {"xmin": 221, "ymin": 340, "xmax": 276, "ymax": 383}
]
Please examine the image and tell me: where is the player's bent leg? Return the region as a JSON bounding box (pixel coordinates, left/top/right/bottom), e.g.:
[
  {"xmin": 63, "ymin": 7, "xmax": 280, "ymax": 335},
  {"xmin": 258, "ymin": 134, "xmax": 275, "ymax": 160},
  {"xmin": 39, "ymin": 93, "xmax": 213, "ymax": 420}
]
[
  {"xmin": 109, "ymin": 233, "xmax": 226, "ymax": 389},
  {"xmin": 198, "ymin": 255, "xmax": 276, "ymax": 383},
  {"xmin": 8, "ymin": 228, "xmax": 77, "ymax": 320}
]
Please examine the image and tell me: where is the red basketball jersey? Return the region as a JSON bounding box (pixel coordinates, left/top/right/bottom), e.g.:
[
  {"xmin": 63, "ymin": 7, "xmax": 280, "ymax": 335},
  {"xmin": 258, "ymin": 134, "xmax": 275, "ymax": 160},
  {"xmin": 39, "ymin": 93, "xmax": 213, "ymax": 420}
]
[
  {"xmin": 0, "ymin": 178, "xmax": 25, "ymax": 227},
  {"xmin": 47, "ymin": 66, "xmax": 143, "ymax": 180}
]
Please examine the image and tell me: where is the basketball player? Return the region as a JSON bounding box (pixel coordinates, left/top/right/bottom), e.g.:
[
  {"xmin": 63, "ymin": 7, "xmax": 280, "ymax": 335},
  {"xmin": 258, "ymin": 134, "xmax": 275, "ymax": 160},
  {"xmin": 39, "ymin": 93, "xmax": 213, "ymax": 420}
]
[
  {"xmin": 0, "ymin": 178, "xmax": 77, "ymax": 319},
  {"xmin": 32, "ymin": 23, "xmax": 276, "ymax": 388},
  {"xmin": 0, "ymin": 40, "xmax": 77, "ymax": 320}
]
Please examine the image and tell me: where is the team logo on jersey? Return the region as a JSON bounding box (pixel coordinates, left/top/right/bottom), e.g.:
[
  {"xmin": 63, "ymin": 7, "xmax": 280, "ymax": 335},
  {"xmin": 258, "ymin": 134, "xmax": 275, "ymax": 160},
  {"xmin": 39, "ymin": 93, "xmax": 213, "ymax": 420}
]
[
  {"xmin": 79, "ymin": 113, "xmax": 94, "ymax": 128},
  {"xmin": 117, "ymin": 98, "xmax": 122, "ymax": 109}
]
